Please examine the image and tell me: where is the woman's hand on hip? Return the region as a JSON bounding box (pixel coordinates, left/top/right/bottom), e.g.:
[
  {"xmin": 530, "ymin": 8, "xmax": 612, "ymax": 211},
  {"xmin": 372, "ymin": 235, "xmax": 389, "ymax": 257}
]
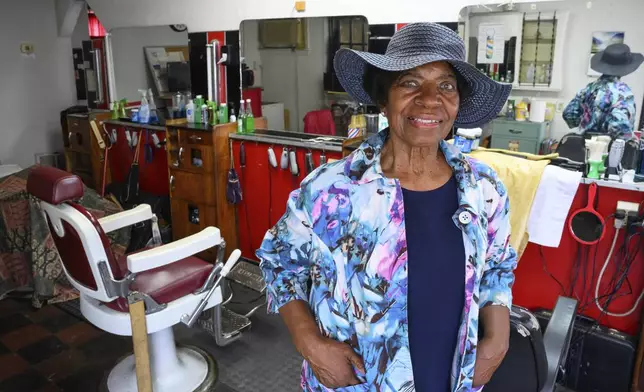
[
  {"xmin": 300, "ymin": 334, "xmax": 366, "ymax": 388},
  {"xmin": 472, "ymin": 336, "xmax": 509, "ymax": 387}
]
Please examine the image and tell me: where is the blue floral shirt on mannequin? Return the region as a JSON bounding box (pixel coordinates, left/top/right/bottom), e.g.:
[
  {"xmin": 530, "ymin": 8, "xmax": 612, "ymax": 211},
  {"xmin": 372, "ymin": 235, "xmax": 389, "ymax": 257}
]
[{"xmin": 257, "ymin": 130, "xmax": 517, "ymax": 392}]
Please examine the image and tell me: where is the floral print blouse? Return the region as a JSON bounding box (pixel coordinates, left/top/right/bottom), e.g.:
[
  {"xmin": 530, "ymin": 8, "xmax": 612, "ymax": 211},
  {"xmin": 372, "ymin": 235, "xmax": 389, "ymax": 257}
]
[
  {"xmin": 257, "ymin": 130, "xmax": 517, "ymax": 392},
  {"xmin": 563, "ymin": 75, "xmax": 636, "ymax": 138}
]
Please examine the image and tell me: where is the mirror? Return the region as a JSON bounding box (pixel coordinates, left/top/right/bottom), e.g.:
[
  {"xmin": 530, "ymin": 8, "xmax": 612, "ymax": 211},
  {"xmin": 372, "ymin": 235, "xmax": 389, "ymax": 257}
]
[
  {"xmin": 459, "ymin": 0, "xmax": 644, "ymax": 149},
  {"xmin": 240, "ymin": 16, "xmax": 374, "ymax": 136},
  {"xmin": 110, "ymin": 25, "xmax": 190, "ymax": 109}
]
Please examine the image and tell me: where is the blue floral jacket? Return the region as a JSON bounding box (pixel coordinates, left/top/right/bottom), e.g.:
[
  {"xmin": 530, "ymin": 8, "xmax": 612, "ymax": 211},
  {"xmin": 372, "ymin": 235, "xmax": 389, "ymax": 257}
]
[
  {"xmin": 562, "ymin": 75, "xmax": 636, "ymax": 138},
  {"xmin": 257, "ymin": 130, "xmax": 517, "ymax": 392}
]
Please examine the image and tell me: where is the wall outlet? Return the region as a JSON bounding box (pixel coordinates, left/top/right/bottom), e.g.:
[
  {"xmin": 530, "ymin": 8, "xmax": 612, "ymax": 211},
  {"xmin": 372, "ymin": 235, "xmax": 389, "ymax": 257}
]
[
  {"xmin": 556, "ymin": 102, "xmax": 565, "ymax": 113},
  {"xmin": 20, "ymin": 43, "xmax": 35, "ymax": 54},
  {"xmin": 617, "ymin": 201, "xmax": 639, "ymax": 215}
]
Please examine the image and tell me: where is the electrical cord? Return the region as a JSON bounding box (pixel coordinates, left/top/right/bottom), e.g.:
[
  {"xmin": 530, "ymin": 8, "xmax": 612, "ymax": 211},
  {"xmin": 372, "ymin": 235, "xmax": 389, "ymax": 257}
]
[{"xmin": 594, "ymin": 228, "xmax": 644, "ymax": 317}]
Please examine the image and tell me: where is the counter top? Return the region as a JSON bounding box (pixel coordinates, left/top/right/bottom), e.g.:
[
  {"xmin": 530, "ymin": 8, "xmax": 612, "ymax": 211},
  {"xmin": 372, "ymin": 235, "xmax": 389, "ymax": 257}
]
[
  {"xmin": 166, "ymin": 122, "xmax": 217, "ymax": 132},
  {"xmin": 104, "ymin": 120, "xmax": 166, "ymax": 132},
  {"xmin": 580, "ymin": 177, "xmax": 644, "ymax": 193},
  {"xmin": 229, "ymin": 129, "xmax": 344, "ymax": 152}
]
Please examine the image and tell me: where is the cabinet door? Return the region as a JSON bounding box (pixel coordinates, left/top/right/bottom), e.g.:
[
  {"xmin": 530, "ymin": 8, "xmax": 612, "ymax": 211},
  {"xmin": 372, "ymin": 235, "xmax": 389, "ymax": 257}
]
[
  {"xmin": 67, "ymin": 118, "xmax": 91, "ymax": 153},
  {"xmin": 169, "ymin": 169, "xmax": 216, "ymax": 205},
  {"xmin": 176, "ymin": 144, "xmax": 215, "ymax": 173},
  {"xmin": 490, "ymin": 136, "xmax": 538, "ymax": 154},
  {"xmin": 170, "ymin": 198, "xmax": 217, "ymax": 262}
]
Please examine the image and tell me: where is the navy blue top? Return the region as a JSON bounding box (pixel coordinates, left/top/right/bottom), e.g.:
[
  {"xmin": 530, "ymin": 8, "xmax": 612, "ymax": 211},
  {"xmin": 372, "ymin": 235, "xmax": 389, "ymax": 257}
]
[{"xmin": 403, "ymin": 176, "xmax": 466, "ymax": 391}]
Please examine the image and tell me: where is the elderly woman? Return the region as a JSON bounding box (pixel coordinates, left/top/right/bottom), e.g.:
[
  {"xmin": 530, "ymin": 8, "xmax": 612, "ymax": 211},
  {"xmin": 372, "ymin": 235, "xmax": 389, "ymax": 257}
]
[{"xmin": 257, "ymin": 23, "xmax": 517, "ymax": 392}]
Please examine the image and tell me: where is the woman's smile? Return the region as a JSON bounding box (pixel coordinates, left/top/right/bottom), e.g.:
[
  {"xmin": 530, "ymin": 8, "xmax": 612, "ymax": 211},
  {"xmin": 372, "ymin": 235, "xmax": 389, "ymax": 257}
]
[{"xmin": 407, "ymin": 115, "xmax": 443, "ymax": 129}]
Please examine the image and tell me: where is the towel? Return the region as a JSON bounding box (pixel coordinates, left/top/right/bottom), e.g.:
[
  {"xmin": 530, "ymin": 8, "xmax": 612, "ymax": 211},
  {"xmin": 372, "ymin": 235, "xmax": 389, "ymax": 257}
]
[
  {"xmin": 467, "ymin": 150, "xmax": 550, "ymax": 259},
  {"xmin": 527, "ymin": 166, "xmax": 582, "ymax": 247}
]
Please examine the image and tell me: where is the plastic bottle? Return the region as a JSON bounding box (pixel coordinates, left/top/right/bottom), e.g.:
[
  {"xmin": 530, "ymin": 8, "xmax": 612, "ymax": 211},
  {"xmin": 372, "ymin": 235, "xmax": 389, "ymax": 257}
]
[
  {"xmin": 237, "ymin": 100, "xmax": 246, "ymax": 134},
  {"xmin": 186, "ymin": 99, "xmax": 195, "ymax": 123},
  {"xmin": 218, "ymin": 103, "xmax": 228, "ymax": 124},
  {"xmin": 147, "ymin": 89, "xmax": 158, "ymax": 123},
  {"xmin": 245, "ymin": 99, "xmax": 255, "ymax": 133},
  {"xmin": 201, "ymin": 104, "xmax": 209, "ymax": 125},
  {"xmin": 194, "ymin": 95, "xmax": 203, "ymax": 124},
  {"xmin": 138, "ymin": 89, "xmax": 150, "ymax": 124}
]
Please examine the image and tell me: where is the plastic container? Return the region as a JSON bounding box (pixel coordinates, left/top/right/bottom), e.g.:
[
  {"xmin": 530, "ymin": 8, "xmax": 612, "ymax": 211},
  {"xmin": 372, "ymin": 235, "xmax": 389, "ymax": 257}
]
[{"xmin": 186, "ymin": 100, "xmax": 195, "ymax": 123}]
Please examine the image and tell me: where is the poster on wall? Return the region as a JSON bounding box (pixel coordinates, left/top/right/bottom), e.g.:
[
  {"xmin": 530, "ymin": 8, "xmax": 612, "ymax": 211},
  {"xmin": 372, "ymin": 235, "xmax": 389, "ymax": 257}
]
[
  {"xmin": 477, "ymin": 23, "xmax": 505, "ymax": 64},
  {"xmin": 587, "ymin": 31, "xmax": 625, "ymax": 76}
]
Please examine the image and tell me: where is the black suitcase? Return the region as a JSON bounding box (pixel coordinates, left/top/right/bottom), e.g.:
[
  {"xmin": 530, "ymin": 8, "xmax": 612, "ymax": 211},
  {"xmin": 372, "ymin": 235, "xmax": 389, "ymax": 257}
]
[
  {"xmin": 535, "ymin": 309, "xmax": 637, "ymax": 392},
  {"xmin": 485, "ymin": 305, "xmax": 547, "ymax": 392}
]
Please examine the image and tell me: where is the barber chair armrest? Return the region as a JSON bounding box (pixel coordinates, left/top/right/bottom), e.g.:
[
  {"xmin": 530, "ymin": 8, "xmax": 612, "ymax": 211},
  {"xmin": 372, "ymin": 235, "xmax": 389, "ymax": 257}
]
[
  {"xmin": 126, "ymin": 227, "xmax": 222, "ymax": 273},
  {"xmin": 541, "ymin": 296, "xmax": 578, "ymax": 392},
  {"xmin": 98, "ymin": 204, "xmax": 154, "ymax": 233}
]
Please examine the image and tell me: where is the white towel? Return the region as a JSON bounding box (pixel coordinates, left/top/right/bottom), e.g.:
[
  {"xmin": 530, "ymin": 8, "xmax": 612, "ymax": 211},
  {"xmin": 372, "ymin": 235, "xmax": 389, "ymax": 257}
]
[{"xmin": 527, "ymin": 165, "xmax": 582, "ymax": 247}]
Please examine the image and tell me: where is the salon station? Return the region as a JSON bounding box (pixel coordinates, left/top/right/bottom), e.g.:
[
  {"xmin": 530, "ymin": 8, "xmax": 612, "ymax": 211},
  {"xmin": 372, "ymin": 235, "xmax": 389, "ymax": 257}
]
[{"xmin": 0, "ymin": 0, "xmax": 643, "ymax": 391}]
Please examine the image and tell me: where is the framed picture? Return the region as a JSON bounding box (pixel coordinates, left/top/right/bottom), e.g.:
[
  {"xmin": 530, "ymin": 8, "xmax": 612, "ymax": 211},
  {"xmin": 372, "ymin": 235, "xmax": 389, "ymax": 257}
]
[{"xmin": 591, "ymin": 31, "xmax": 625, "ymax": 53}]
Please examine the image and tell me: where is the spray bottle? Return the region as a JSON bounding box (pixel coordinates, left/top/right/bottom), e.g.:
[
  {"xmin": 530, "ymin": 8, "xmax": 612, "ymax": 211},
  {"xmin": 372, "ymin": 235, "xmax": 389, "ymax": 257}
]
[
  {"xmin": 147, "ymin": 89, "xmax": 158, "ymax": 123},
  {"xmin": 138, "ymin": 89, "xmax": 150, "ymax": 124}
]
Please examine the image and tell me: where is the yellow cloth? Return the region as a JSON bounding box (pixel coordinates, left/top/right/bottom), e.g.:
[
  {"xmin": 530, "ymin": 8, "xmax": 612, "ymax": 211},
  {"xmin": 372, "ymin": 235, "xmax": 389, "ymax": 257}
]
[{"xmin": 467, "ymin": 149, "xmax": 550, "ymax": 259}]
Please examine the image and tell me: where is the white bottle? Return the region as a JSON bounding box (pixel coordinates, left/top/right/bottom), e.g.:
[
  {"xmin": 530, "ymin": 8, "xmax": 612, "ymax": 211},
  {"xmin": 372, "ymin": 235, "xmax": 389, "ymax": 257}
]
[{"xmin": 186, "ymin": 99, "xmax": 195, "ymax": 123}]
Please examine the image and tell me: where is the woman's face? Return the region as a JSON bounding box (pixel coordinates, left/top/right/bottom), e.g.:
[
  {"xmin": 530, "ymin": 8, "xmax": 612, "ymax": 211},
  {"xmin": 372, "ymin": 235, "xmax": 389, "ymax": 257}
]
[{"xmin": 384, "ymin": 61, "xmax": 460, "ymax": 147}]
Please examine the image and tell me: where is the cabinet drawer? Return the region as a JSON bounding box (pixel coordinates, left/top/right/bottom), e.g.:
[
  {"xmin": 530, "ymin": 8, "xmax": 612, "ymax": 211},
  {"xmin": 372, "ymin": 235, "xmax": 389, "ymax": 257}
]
[
  {"xmin": 179, "ymin": 130, "xmax": 213, "ymax": 146},
  {"xmin": 491, "ymin": 120, "xmax": 547, "ymax": 140},
  {"xmin": 169, "ymin": 169, "xmax": 215, "ymax": 205},
  {"xmin": 490, "ymin": 136, "xmax": 539, "ymax": 155}
]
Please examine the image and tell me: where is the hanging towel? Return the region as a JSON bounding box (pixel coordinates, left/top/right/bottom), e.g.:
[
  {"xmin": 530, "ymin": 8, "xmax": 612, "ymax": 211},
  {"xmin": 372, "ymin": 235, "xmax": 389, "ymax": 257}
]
[
  {"xmin": 467, "ymin": 149, "xmax": 550, "ymax": 259},
  {"xmin": 527, "ymin": 165, "xmax": 582, "ymax": 248}
]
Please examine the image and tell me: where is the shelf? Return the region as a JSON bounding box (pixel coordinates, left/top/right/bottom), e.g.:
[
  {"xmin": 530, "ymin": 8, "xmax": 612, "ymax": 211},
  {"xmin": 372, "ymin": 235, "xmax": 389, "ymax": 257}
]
[{"xmin": 581, "ymin": 178, "xmax": 644, "ymax": 193}]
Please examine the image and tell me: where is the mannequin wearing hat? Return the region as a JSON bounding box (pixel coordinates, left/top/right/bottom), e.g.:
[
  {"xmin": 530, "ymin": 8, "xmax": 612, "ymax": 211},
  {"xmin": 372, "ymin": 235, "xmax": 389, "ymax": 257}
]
[{"xmin": 563, "ymin": 43, "xmax": 643, "ymax": 138}]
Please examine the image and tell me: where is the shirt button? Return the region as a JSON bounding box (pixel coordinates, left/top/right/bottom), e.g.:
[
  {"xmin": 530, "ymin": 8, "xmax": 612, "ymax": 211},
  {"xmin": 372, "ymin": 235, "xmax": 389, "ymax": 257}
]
[{"xmin": 458, "ymin": 211, "xmax": 472, "ymax": 225}]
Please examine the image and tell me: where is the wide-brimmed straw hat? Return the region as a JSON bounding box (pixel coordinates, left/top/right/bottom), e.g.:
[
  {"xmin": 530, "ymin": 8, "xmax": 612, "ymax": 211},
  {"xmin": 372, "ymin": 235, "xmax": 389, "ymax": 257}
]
[
  {"xmin": 591, "ymin": 43, "xmax": 643, "ymax": 77},
  {"xmin": 333, "ymin": 23, "xmax": 512, "ymax": 129}
]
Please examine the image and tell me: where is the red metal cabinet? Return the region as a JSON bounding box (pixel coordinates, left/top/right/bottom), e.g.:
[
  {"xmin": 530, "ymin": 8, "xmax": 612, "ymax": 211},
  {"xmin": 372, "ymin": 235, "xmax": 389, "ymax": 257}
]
[
  {"xmin": 231, "ymin": 140, "xmax": 341, "ymax": 261},
  {"xmin": 104, "ymin": 124, "xmax": 170, "ymax": 196}
]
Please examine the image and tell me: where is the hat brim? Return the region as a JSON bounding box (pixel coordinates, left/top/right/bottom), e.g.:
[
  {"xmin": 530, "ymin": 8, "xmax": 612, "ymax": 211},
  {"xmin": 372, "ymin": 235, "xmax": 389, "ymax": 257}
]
[
  {"xmin": 591, "ymin": 52, "xmax": 644, "ymax": 77},
  {"xmin": 333, "ymin": 48, "xmax": 512, "ymax": 129}
]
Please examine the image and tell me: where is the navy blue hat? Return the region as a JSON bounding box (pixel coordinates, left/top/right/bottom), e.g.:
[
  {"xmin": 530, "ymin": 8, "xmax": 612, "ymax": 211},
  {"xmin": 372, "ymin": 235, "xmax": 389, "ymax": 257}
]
[{"xmin": 333, "ymin": 22, "xmax": 512, "ymax": 129}]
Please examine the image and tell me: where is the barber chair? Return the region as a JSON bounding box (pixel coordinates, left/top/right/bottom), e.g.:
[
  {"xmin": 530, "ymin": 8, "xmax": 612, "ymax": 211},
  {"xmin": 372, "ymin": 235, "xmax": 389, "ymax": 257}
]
[
  {"xmin": 26, "ymin": 166, "xmax": 242, "ymax": 392},
  {"xmin": 486, "ymin": 297, "xmax": 578, "ymax": 392}
]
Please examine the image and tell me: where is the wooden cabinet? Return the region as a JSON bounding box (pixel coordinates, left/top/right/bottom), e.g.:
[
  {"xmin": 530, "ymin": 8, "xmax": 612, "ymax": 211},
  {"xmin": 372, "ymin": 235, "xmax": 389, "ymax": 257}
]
[
  {"xmin": 490, "ymin": 119, "xmax": 549, "ymax": 154},
  {"xmin": 166, "ymin": 121, "xmax": 259, "ymax": 262},
  {"xmin": 64, "ymin": 112, "xmax": 111, "ymax": 190}
]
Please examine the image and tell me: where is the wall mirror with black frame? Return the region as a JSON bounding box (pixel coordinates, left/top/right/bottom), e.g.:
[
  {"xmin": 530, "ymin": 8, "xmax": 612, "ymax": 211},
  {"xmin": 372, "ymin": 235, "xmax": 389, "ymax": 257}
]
[{"xmin": 110, "ymin": 25, "xmax": 190, "ymax": 110}]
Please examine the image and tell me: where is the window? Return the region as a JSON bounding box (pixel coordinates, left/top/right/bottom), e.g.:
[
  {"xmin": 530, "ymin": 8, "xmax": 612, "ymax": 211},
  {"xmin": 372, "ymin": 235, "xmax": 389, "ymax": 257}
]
[
  {"xmin": 258, "ymin": 19, "xmax": 308, "ymax": 50},
  {"xmin": 331, "ymin": 17, "xmax": 368, "ymax": 51},
  {"xmin": 518, "ymin": 12, "xmax": 557, "ymax": 86}
]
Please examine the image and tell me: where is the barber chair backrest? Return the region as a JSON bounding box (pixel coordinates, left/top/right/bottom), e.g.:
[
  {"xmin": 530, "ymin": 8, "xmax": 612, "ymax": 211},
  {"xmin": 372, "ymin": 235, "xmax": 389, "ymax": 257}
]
[{"xmin": 27, "ymin": 166, "xmax": 126, "ymax": 303}]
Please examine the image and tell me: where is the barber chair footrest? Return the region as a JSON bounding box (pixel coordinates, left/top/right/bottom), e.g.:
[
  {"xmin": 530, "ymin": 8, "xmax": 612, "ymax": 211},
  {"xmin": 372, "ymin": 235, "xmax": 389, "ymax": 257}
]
[
  {"xmin": 226, "ymin": 259, "xmax": 266, "ymax": 293},
  {"xmin": 222, "ymin": 306, "xmax": 252, "ymax": 336}
]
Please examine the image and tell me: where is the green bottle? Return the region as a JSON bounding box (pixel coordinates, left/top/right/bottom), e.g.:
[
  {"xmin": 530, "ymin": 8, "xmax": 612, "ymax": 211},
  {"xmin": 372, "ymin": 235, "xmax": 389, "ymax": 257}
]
[
  {"xmin": 237, "ymin": 100, "xmax": 246, "ymax": 134},
  {"xmin": 244, "ymin": 99, "xmax": 255, "ymax": 133}
]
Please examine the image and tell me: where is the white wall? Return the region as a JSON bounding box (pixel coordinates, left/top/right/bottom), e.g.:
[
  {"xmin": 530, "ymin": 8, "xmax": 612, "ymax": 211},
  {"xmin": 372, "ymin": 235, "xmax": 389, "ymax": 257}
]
[
  {"xmin": 72, "ymin": 6, "xmax": 89, "ymax": 49},
  {"xmin": 0, "ymin": 1, "xmax": 76, "ymax": 167},
  {"xmin": 110, "ymin": 26, "xmax": 188, "ymax": 102},
  {"xmin": 86, "ymin": 0, "xmax": 554, "ymax": 32},
  {"xmin": 242, "ymin": 18, "xmax": 328, "ymax": 132},
  {"xmin": 469, "ymin": 0, "xmax": 644, "ymax": 139}
]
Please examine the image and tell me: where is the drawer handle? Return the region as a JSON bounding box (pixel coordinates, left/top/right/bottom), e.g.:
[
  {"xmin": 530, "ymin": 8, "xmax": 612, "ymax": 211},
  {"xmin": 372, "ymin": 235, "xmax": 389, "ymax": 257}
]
[
  {"xmin": 508, "ymin": 129, "xmax": 522, "ymax": 134},
  {"xmin": 170, "ymin": 175, "xmax": 175, "ymax": 191},
  {"xmin": 189, "ymin": 135, "xmax": 203, "ymax": 142},
  {"xmin": 178, "ymin": 147, "xmax": 184, "ymax": 162}
]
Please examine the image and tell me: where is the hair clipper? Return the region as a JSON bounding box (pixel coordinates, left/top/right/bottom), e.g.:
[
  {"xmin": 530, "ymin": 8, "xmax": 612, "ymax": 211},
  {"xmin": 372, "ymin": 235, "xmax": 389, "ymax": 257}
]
[
  {"xmin": 268, "ymin": 146, "xmax": 278, "ymax": 168},
  {"xmin": 240, "ymin": 142, "xmax": 246, "ymax": 168},
  {"xmin": 319, "ymin": 151, "xmax": 327, "ymax": 165},
  {"xmin": 305, "ymin": 151, "xmax": 315, "ymax": 174},
  {"xmin": 289, "ymin": 149, "xmax": 299, "ymax": 176},
  {"xmin": 280, "ymin": 147, "xmax": 289, "ymax": 170}
]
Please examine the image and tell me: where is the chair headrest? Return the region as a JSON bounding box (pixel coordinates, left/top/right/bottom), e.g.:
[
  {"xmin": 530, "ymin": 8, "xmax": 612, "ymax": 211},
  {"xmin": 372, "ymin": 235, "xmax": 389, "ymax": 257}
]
[{"xmin": 27, "ymin": 166, "xmax": 84, "ymax": 205}]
